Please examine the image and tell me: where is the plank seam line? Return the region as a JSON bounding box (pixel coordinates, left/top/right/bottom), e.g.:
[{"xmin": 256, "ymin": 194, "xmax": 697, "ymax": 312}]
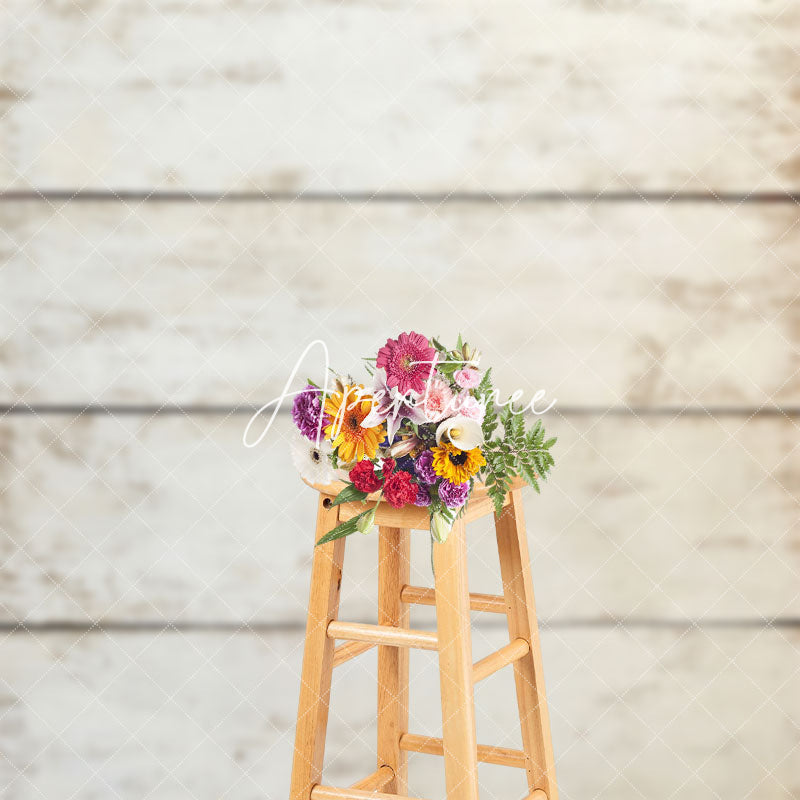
[
  {"xmin": 1, "ymin": 619, "xmax": 798, "ymax": 633},
  {"xmin": 2, "ymin": 190, "xmax": 799, "ymax": 203}
]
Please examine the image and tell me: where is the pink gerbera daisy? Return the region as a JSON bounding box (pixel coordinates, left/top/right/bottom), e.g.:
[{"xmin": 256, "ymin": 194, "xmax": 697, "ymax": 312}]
[{"xmin": 376, "ymin": 332, "xmax": 436, "ymax": 395}]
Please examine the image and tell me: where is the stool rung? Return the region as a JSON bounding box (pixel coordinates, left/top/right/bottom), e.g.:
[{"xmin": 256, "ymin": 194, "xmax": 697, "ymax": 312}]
[
  {"xmin": 311, "ymin": 786, "xmax": 430, "ymax": 800},
  {"xmin": 400, "ymin": 584, "xmax": 507, "ymax": 614},
  {"xmin": 399, "ymin": 733, "xmax": 527, "ymax": 768},
  {"xmin": 327, "ymin": 620, "xmax": 438, "ymax": 651},
  {"xmin": 332, "ymin": 640, "xmax": 375, "ymax": 667},
  {"xmin": 473, "ymin": 637, "xmax": 530, "ymax": 683},
  {"xmin": 349, "ymin": 765, "xmax": 394, "ymax": 791}
]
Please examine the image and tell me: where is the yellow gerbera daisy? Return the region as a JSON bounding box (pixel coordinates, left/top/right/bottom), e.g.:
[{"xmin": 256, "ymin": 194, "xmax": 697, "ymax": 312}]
[
  {"xmin": 324, "ymin": 384, "xmax": 385, "ymax": 463},
  {"xmin": 431, "ymin": 442, "xmax": 486, "ymax": 484}
]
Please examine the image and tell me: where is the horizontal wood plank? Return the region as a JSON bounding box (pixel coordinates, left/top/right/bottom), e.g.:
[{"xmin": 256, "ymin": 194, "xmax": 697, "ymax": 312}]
[
  {"xmin": 2, "ymin": 200, "xmax": 798, "ymax": 407},
  {"xmin": 2, "ymin": 1, "xmax": 799, "ymax": 192},
  {"xmin": 0, "ymin": 627, "xmax": 796, "ymax": 800},
  {"xmin": 0, "ymin": 412, "xmax": 797, "ymax": 624}
]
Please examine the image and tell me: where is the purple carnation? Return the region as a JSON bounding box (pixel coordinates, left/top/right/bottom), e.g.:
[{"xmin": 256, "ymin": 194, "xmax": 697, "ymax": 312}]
[
  {"xmin": 438, "ymin": 479, "xmax": 470, "ymax": 509},
  {"xmin": 413, "ymin": 484, "xmax": 432, "ymax": 507},
  {"xmin": 292, "ymin": 385, "xmax": 329, "ymax": 441},
  {"xmin": 414, "ymin": 450, "xmax": 437, "ymax": 485}
]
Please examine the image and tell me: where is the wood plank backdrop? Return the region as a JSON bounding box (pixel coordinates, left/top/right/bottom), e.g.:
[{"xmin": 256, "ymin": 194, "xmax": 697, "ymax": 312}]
[{"xmin": 1, "ymin": 2, "xmax": 799, "ymax": 800}]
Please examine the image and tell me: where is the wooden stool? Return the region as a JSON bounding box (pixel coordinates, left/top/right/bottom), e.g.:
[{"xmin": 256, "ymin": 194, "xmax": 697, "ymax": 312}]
[{"xmin": 290, "ymin": 478, "xmax": 558, "ymax": 800}]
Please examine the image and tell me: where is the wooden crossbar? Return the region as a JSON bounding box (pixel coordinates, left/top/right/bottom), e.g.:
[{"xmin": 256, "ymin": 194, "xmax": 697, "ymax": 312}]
[
  {"xmin": 332, "ymin": 640, "xmax": 375, "ymax": 667},
  {"xmin": 398, "ymin": 733, "xmax": 527, "ymax": 768},
  {"xmin": 311, "ymin": 786, "xmax": 431, "ymax": 800},
  {"xmin": 473, "ymin": 637, "xmax": 530, "ymax": 683},
  {"xmin": 327, "ymin": 621, "xmax": 438, "ymax": 651},
  {"xmin": 400, "ymin": 585, "xmax": 507, "ymax": 614},
  {"xmin": 349, "ymin": 765, "xmax": 394, "ymax": 791}
]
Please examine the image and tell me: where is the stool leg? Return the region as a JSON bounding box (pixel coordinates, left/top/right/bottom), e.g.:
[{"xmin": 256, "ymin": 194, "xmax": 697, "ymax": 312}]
[
  {"xmin": 377, "ymin": 526, "xmax": 411, "ymax": 793},
  {"xmin": 495, "ymin": 490, "xmax": 558, "ymax": 800},
  {"xmin": 290, "ymin": 496, "xmax": 345, "ymax": 800},
  {"xmin": 433, "ymin": 518, "xmax": 479, "ymax": 800}
]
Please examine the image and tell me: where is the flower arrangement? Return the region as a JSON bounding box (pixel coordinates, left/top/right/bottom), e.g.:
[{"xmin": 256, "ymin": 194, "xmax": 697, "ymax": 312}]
[{"xmin": 290, "ymin": 332, "xmax": 556, "ymax": 546}]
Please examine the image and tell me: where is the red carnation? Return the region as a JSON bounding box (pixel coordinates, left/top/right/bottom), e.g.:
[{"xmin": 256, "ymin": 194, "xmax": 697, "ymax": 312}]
[
  {"xmin": 349, "ymin": 459, "xmax": 383, "ymax": 493},
  {"xmin": 381, "ymin": 458, "xmax": 396, "ymax": 479},
  {"xmin": 383, "ymin": 470, "xmax": 417, "ymax": 509}
]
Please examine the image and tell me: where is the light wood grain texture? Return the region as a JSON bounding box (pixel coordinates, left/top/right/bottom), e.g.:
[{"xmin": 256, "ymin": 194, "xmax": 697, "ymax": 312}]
[
  {"xmin": 0, "ymin": 628, "xmax": 797, "ymax": 800},
  {"xmin": 349, "ymin": 766, "xmax": 394, "ymax": 792},
  {"xmin": 3, "ymin": 200, "xmax": 799, "ymax": 407},
  {"xmin": 433, "ymin": 519, "xmax": 479, "ymax": 800},
  {"xmin": 525, "ymin": 792, "xmax": 547, "ymax": 800},
  {"xmin": 399, "ymin": 734, "xmax": 527, "ymax": 769},
  {"xmin": 303, "ymin": 490, "xmax": 541, "ymax": 798},
  {"xmin": 401, "ymin": 586, "xmax": 506, "ymax": 614},
  {"xmin": 472, "ymin": 638, "xmax": 530, "ymax": 684},
  {"xmin": 3, "ymin": 1, "xmax": 799, "ymax": 192},
  {"xmin": 327, "ymin": 621, "xmax": 438, "ymax": 652},
  {"xmin": 312, "ymin": 787, "xmax": 429, "ymax": 800},
  {"xmin": 1, "ymin": 412, "xmax": 798, "ymax": 624},
  {"xmin": 290, "ymin": 496, "xmax": 345, "ymax": 800},
  {"xmin": 336, "ymin": 492, "xmax": 504, "ymax": 530},
  {"xmin": 377, "ymin": 527, "xmax": 411, "ymax": 794},
  {"xmin": 304, "ymin": 487, "xmax": 547, "ymax": 797},
  {"xmin": 336, "ymin": 501, "xmax": 430, "ymax": 531},
  {"xmin": 496, "ymin": 491, "xmax": 558, "ymax": 799},
  {"xmin": 333, "ymin": 640, "xmax": 375, "ymax": 668}
]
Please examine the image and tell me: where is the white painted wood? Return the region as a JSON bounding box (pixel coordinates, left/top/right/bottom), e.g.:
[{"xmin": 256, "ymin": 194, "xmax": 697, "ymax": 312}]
[
  {"xmin": 3, "ymin": 1, "xmax": 798, "ymax": 192},
  {"xmin": 1, "ymin": 413, "xmax": 797, "ymax": 624},
  {"xmin": 0, "ymin": 627, "xmax": 797, "ymax": 800},
  {"xmin": 2, "ymin": 200, "xmax": 798, "ymax": 406},
  {"xmin": 2, "ymin": 2, "xmax": 795, "ymax": 793}
]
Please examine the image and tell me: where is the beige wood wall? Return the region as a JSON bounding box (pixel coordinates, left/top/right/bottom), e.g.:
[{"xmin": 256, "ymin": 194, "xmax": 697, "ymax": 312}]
[{"xmin": 1, "ymin": 3, "xmax": 799, "ymax": 799}]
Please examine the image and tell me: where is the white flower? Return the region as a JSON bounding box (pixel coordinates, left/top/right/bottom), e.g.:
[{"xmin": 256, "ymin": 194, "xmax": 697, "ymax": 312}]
[
  {"xmin": 435, "ymin": 415, "xmax": 484, "ymax": 451},
  {"xmin": 290, "ymin": 430, "xmax": 336, "ymax": 484}
]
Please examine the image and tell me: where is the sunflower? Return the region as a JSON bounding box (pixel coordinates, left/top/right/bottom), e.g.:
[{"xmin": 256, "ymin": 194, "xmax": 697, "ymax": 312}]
[
  {"xmin": 324, "ymin": 384, "xmax": 385, "ymax": 463},
  {"xmin": 431, "ymin": 442, "xmax": 486, "ymax": 484}
]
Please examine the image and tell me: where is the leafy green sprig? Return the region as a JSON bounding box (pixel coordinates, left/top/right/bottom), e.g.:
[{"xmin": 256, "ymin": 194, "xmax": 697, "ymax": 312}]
[
  {"xmin": 476, "ymin": 368, "xmax": 556, "ymax": 515},
  {"xmin": 315, "ymin": 484, "xmax": 373, "ymax": 545}
]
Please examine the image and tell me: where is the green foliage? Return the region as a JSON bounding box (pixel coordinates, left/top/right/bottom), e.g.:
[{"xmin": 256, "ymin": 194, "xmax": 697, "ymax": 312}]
[
  {"xmin": 428, "ymin": 495, "xmax": 456, "ymax": 528},
  {"xmin": 316, "ymin": 507, "xmax": 374, "ymax": 545},
  {"xmin": 330, "ymin": 484, "xmax": 369, "ymax": 506},
  {"xmin": 430, "ymin": 333, "xmax": 472, "ymax": 380},
  {"xmin": 478, "ymin": 371, "xmax": 556, "ymax": 515},
  {"xmin": 478, "ymin": 368, "xmax": 498, "ymax": 440}
]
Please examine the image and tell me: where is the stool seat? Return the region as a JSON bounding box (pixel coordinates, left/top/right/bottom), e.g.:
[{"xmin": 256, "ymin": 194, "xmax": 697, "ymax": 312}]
[
  {"xmin": 302, "ymin": 476, "xmax": 527, "ymax": 529},
  {"xmin": 289, "ymin": 479, "xmax": 558, "ymax": 800}
]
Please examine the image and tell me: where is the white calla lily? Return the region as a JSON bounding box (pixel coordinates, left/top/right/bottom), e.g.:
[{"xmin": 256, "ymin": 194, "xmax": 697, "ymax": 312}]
[{"xmin": 435, "ymin": 415, "xmax": 484, "ymax": 451}]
